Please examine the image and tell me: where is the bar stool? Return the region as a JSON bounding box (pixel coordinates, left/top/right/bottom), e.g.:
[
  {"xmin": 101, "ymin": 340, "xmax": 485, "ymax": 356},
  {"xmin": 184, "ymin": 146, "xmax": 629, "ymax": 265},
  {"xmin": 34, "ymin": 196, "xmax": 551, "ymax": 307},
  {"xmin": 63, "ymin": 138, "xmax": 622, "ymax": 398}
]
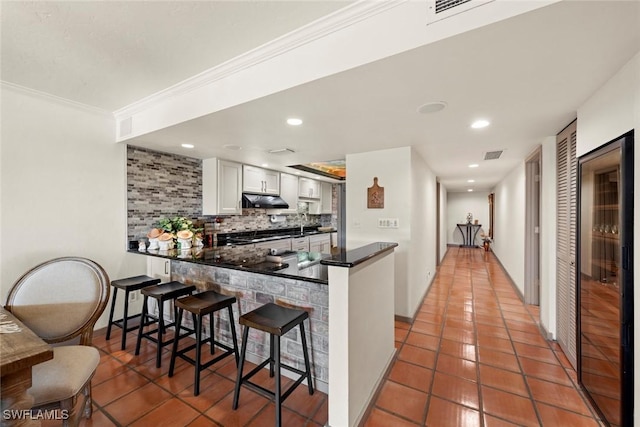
[
  {"xmin": 106, "ymin": 275, "xmax": 160, "ymax": 350},
  {"xmin": 135, "ymin": 281, "xmax": 196, "ymax": 368},
  {"xmin": 169, "ymin": 291, "xmax": 240, "ymax": 396},
  {"xmin": 232, "ymin": 302, "xmax": 314, "ymax": 427}
]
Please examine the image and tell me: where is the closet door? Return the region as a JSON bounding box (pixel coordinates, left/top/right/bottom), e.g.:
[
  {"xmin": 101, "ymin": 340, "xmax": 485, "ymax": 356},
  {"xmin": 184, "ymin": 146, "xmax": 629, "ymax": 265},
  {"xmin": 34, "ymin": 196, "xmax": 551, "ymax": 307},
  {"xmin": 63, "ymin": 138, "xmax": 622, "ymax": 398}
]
[{"xmin": 556, "ymin": 120, "xmax": 578, "ymax": 368}]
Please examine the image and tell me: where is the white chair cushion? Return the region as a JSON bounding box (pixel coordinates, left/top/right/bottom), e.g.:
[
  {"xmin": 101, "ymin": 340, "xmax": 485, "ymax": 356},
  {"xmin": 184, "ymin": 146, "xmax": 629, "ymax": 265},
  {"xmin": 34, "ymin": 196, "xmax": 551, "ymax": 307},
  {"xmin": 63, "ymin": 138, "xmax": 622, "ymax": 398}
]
[{"xmin": 28, "ymin": 345, "xmax": 100, "ymax": 406}]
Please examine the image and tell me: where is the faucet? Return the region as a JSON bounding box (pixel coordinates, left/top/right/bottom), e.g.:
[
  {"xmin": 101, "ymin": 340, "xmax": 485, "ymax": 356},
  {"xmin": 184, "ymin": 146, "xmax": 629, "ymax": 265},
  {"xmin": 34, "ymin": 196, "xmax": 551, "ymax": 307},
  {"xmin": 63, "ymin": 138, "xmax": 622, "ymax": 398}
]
[{"xmin": 299, "ymin": 213, "xmax": 307, "ymax": 235}]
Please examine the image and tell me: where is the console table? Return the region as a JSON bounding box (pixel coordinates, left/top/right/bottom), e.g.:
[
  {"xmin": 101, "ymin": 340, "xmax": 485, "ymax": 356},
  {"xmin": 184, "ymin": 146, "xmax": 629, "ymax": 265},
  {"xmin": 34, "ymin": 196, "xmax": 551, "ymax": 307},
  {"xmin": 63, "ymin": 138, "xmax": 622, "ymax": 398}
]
[{"xmin": 456, "ymin": 223, "xmax": 482, "ymax": 248}]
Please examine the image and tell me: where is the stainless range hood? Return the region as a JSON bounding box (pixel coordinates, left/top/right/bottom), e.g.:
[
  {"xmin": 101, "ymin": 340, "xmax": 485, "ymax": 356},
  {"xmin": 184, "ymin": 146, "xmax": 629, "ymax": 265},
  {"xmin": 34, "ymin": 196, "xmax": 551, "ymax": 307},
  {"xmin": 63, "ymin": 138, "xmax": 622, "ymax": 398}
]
[{"xmin": 241, "ymin": 194, "xmax": 289, "ymax": 209}]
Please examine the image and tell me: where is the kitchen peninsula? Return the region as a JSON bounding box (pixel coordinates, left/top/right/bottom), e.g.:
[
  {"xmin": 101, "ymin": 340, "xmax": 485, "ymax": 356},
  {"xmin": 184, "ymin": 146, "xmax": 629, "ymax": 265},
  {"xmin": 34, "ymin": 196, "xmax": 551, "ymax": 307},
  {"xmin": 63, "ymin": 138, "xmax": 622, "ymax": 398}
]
[{"xmin": 130, "ymin": 239, "xmax": 397, "ymax": 427}]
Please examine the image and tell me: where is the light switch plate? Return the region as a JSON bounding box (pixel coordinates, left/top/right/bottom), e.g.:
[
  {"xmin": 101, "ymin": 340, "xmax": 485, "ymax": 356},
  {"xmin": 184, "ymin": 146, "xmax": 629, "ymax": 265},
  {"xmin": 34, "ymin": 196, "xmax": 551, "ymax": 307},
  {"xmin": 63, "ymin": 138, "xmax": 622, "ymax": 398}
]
[{"xmin": 378, "ymin": 218, "xmax": 399, "ymax": 228}]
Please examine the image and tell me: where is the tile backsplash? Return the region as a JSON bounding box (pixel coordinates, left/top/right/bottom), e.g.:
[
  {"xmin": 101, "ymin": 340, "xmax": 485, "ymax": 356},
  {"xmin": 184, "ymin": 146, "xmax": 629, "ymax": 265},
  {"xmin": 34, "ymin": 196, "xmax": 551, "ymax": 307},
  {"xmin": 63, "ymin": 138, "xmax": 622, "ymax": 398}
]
[{"xmin": 127, "ymin": 145, "xmax": 335, "ymax": 241}]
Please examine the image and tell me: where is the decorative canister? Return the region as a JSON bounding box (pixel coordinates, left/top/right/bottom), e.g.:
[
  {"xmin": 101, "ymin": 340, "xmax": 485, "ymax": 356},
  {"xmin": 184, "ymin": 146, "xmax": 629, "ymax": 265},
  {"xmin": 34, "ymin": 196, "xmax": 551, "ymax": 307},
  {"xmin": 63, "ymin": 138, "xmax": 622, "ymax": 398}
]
[
  {"xmin": 176, "ymin": 230, "xmax": 193, "ymax": 249},
  {"xmin": 157, "ymin": 233, "xmax": 174, "ymax": 250},
  {"xmin": 147, "ymin": 228, "xmax": 162, "ymax": 250}
]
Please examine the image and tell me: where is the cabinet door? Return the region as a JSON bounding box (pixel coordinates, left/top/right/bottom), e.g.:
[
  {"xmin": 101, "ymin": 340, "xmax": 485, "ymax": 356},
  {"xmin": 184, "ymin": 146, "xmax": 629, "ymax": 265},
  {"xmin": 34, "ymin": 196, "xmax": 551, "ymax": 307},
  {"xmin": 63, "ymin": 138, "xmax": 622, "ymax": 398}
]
[
  {"xmin": 203, "ymin": 158, "xmax": 242, "ymax": 215},
  {"xmin": 218, "ymin": 160, "xmax": 243, "ymax": 214},
  {"xmin": 243, "ymin": 165, "xmax": 280, "ymax": 195},
  {"xmin": 243, "ymin": 165, "xmax": 265, "ymax": 193},
  {"xmin": 278, "ymin": 173, "xmax": 298, "ymax": 214},
  {"xmin": 309, "ymin": 241, "xmax": 322, "ymax": 253},
  {"xmin": 320, "ymin": 182, "xmax": 332, "ymax": 214},
  {"xmin": 263, "ymin": 169, "xmax": 280, "ymax": 195}
]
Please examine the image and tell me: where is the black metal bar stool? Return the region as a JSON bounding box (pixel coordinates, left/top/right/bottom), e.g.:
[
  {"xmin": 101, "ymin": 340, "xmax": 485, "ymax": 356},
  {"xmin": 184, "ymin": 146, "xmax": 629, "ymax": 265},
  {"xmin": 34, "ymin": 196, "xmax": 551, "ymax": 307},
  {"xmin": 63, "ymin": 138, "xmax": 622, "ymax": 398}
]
[
  {"xmin": 169, "ymin": 291, "xmax": 240, "ymax": 395},
  {"xmin": 106, "ymin": 275, "xmax": 160, "ymax": 350},
  {"xmin": 232, "ymin": 302, "xmax": 314, "ymax": 427},
  {"xmin": 135, "ymin": 281, "xmax": 196, "ymax": 368}
]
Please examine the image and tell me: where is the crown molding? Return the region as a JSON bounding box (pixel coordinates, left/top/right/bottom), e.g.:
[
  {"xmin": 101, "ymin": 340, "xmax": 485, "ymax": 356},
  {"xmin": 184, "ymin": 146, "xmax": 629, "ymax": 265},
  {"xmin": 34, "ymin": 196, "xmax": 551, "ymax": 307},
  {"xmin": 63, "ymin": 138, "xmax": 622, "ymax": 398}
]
[
  {"xmin": 1, "ymin": 81, "xmax": 112, "ymax": 117},
  {"xmin": 113, "ymin": 0, "xmax": 406, "ymax": 119}
]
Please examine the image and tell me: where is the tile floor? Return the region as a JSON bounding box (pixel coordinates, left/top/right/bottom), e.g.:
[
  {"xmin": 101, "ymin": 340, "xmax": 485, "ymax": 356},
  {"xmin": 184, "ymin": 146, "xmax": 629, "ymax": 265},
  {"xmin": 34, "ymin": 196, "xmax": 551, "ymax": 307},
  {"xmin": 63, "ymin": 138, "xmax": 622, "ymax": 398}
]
[
  {"xmin": 364, "ymin": 247, "xmax": 605, "ymax": 427},
  {"xmin": 54, "ymin": 247, "xmax": 605, "ymax": 426}
]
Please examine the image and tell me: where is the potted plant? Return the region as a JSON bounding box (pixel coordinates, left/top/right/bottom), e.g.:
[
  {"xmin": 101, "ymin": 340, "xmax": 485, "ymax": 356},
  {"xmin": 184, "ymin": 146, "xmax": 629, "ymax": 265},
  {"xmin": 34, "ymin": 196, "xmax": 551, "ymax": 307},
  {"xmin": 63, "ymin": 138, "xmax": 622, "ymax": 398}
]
[
  {"xmin": 156, "ymin": 216, "xmax": 198, "ymax": 249},
  {"xmin": 480, "ymin": 233, "xmax": 492, "ymax": 251}
]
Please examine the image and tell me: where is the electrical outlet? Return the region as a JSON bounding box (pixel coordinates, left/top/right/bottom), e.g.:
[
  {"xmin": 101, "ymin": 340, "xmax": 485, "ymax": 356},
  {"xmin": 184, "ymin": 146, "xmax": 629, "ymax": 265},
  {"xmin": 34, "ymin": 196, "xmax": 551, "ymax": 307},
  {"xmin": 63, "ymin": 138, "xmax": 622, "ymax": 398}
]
[{"xmin": 129, "ymin": 291, "xmax": 138, "ymax": 302}]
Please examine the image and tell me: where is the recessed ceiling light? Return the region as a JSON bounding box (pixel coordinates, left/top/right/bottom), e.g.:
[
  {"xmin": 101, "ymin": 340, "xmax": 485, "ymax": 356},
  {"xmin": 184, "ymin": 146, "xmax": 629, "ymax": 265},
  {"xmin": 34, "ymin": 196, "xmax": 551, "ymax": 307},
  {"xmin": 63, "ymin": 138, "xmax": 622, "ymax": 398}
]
[
  {"xmin": 181, "ymin": 143, "xmax": 194, "ymax": 149},
  {"xmin": 467, "ymin": 179, "xmax": 475, "ymax": 183},
  {"xmin": 261, "ymin": 163, "xmax": 269, "ymax": 168},
  {"xmin": 469, "ymin": 164, "xmax": 479, "ymax": 168},
  {"xmin": 468, "ymin": 189, "xmax": 474, "ymax": 192},
  {"xmin": 287, "ymin": 118, "xmax": 303, "ymax": 126},
  {"xmin": 223, "ymin": 144, "xmax": 242, "ymax": 151},
  {"xmin": 417, "ymin": 101, "xmax": 447, "ymax": 114},
  {"xmin": 295, "ymin": 171, "xmax": 301, "ymax": 175},
  {"xmin": 471, "ymin": 119, "xmax": 490, "ymax": 129}
]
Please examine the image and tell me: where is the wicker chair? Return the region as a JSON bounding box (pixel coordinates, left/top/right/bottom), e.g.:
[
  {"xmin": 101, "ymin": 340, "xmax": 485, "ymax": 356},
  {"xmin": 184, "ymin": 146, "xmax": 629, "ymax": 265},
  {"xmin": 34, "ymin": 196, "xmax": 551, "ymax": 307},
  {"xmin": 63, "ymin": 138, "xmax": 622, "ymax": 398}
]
[{"xmin": 5, "ymin": 257, "xmax": 110, "ymax": 426}]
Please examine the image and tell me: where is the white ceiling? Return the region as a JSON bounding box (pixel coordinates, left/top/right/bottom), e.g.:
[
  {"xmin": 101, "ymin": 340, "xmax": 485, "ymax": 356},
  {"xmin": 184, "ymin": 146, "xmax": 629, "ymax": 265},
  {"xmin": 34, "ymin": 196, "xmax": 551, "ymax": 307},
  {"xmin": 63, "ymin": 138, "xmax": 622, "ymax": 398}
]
[{"xmin": 2, "ymin": 1, "xmax": 639, "ymax": 191}]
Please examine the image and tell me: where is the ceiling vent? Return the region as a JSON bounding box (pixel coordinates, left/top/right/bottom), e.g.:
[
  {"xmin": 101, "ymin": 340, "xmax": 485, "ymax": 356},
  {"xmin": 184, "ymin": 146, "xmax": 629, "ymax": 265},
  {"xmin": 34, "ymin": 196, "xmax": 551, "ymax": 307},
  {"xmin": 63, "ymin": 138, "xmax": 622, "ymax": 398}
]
[
  {"xmin": 484, "ymin": 150, "xmax": 503, "ymax": 160},
  {"xmin": 268, "ymin": 148, "xmax": 295, "ymax": 155},
  {"xmin": 427, "ymin": 0, "xmax": 494, "ymax": 24}
]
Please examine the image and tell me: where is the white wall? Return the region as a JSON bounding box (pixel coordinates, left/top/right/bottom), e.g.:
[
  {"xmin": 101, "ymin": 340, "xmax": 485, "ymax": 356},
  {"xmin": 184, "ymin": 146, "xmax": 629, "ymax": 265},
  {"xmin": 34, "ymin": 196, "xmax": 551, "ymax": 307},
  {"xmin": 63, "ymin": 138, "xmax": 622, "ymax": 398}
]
[
  {"xmin": 346, "ymin": 147, "xmax": 437, "ymax": 318},
  {"xmin": 409, "ymin": 151, "xmax": 438, "ymax": 313},
  {"xmin": 0, "ymin": 85, "xmax": 146, "ymax": 329},
  {"xmin": 439, "ymin": 183, "xmax": 448, "ymax": 263},
  {"xmin": 539, "ymin": 136, "xmax": 557, "ymax": 339},
  {"xmin": 446, "ymin": 191, "xmax": 491, "ymax": 245},
  {"xmin": 575, "ymin": 50, "xmax": 640, "ymax": 425},
  {"xmin": 491, "ymin": 164, "xmax": 526, "ymax": 296}
]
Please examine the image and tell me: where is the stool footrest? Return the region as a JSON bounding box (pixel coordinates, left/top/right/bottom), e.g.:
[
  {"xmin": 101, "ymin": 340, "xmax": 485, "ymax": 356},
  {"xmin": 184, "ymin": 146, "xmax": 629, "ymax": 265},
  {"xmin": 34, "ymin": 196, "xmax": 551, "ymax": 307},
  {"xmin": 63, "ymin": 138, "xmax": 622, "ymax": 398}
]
[
  {"xmin": 238, "ymin": 358, "xmax": 310, "ymax": 404},
  {"xmin": 111, "ymin": 314, "xmax": 142, "ymax": 332},
  {"xmin": 175, "ymin": 345, "xmax": 236, "ymax": 371}
]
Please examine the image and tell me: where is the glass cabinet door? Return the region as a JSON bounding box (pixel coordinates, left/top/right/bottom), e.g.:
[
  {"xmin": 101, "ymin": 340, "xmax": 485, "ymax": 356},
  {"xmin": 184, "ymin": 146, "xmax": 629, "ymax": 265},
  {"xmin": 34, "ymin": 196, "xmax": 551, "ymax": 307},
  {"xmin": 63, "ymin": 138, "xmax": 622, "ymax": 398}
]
[{"xmin": 578, "ymin": 132, "xmax": 633, "ymax": 427}]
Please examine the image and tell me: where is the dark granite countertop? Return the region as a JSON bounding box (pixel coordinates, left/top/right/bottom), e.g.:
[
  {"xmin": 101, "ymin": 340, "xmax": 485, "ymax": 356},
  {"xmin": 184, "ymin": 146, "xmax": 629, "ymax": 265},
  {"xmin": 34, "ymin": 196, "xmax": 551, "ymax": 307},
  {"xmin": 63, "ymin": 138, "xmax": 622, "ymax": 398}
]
[
  {"xmin": 128, "ymin": 245, "xmax": 329, "ymax": 285},
  {"xmin": 320, "ymin": 242, "xmax": 398, "ymax": 268}
]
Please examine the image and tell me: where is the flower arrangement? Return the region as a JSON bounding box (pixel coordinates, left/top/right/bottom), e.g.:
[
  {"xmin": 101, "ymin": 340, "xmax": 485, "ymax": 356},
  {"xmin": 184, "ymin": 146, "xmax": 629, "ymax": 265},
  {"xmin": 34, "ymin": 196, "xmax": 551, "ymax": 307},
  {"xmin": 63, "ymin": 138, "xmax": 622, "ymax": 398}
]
[
  {"xmin": 154, "ymin": 217, "xmax": 203, "ymax": 249},
  {"xmin": 480, "ymin": 232, "xmax": 492, "ymax": 251},
  {"xmin": 157, "ymin": 216, "xmax": 194, "ymax": 234}
]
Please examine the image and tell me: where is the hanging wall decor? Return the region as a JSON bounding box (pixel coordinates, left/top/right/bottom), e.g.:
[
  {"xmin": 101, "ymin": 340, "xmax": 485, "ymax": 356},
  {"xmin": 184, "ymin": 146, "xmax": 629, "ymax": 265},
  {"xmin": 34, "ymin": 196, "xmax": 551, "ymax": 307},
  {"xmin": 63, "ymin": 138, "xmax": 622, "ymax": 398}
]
[{"xmin": 367, "ymin": 177, "xmax": 384, "ymax": 208}]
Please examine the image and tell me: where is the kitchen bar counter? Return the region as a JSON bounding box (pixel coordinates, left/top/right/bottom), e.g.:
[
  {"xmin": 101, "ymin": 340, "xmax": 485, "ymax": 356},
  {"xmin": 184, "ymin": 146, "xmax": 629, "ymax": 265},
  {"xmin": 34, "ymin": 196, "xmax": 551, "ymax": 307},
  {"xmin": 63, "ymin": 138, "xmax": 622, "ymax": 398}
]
[
  {"xmin": 128, "ymin": 245, "xmax": 329, "ymax": 284},
  {"xmin": 321, "ymin": 242, "xmax": 397, "ymax": 267}
]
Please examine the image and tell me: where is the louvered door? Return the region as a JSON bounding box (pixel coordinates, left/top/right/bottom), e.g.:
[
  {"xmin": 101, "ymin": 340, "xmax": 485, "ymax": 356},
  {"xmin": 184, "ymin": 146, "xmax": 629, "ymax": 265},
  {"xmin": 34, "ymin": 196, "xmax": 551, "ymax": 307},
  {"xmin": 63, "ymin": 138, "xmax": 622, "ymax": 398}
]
[{"xmin": 556, "ymin": 120, "xmax": 577, "ymax": 368}]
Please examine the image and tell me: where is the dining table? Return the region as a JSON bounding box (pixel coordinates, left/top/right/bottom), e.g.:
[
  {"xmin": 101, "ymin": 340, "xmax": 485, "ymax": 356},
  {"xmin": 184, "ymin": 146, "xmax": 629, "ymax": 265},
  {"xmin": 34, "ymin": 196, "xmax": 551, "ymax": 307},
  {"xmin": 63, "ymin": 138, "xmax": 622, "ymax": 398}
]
[{"xmin": 0, "ymin": 307, "xmax": 53, "ymax": 427}]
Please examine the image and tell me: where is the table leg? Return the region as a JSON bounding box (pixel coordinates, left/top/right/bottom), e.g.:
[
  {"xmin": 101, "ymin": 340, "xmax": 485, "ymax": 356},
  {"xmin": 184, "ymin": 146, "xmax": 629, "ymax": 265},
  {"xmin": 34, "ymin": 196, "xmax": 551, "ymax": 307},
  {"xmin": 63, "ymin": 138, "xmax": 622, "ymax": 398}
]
[{"xmin": 1, "ymin": 369, "xmax": 41, "ymax": 427}]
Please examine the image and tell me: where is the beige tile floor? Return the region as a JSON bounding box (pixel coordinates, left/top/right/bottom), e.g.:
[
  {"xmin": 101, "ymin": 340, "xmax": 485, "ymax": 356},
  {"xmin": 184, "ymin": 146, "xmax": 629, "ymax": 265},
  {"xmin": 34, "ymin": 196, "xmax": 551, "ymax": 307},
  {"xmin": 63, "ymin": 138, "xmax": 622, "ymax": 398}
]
[{"xmin": 46, "ymin": 247, "xmax": 605, "ymax": 426}]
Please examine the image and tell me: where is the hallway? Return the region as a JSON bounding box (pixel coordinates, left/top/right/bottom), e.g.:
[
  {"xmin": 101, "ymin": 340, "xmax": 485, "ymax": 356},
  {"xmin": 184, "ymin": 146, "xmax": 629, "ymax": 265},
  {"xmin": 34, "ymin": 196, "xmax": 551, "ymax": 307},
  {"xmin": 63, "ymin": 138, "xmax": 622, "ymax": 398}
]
[{"xmin": 364, "ymin": 247, "xmax": 605, "ymax": 426}]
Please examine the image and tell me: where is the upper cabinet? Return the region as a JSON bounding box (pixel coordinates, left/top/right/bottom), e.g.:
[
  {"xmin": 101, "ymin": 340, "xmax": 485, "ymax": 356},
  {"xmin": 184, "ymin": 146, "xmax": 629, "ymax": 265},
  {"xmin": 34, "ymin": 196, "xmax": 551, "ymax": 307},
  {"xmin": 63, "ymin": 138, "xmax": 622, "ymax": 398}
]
[
  {"xmin": 320, "ymin": 182, "xmax": 333, "ymax": 214},
  {"xmin": 298, "ymin": 177, "xmax": 320, "ymax": 199},
  {"xmin": 277, "ymin": 173, "xmax": 299, "ymax": 214},
  {"xmin": 309, "ymin": 181, "xmax": 333, "ymax": 215},
  {"xmin": 203, "ymin": 158, "xmax": 242, "ymax": 215},
  {"xmin": 243, "ymin": 165, "xmax": 280, "ymax": 195}
]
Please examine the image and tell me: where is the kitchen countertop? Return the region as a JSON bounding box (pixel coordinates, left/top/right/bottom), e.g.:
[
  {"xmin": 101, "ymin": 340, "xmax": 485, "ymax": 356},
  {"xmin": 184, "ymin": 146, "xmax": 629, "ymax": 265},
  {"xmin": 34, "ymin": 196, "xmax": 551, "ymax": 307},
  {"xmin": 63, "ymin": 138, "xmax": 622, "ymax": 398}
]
[
  {"xmin": 321, "ymin": 242, "xmax": 399, "ymax": 268},
  {"xmin": 129, "ymin": 245, "xmax": 330, "ymax": 284}
]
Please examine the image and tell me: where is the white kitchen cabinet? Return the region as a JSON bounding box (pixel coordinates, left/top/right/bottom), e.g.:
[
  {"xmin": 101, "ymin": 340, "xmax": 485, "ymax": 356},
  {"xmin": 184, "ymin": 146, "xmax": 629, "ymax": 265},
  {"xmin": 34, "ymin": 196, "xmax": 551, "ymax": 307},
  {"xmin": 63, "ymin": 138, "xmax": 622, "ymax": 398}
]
[
  {"xmin": 320, "ymin": 182, "xmax": 333, "ymax": 214},
  {"xmin": 292, "ymin": 236, "xmax": 310, "ymax": 252},
  {"xmin": 310, "ymin": 181, "xmax": 333, "ymax": 214},
  {"xmin": 309, "ymin": 234, "xmax": 331, "ymax": 254},
  {"xmin": 254, "ymin": 238, "xmax": 292, "ymax": 252},
  {"xmin": 243, "ymin": 165, "xmax": 280, "ymax": 195},
  {"xmin": 298, "ymin": 177, "xmax": 320, "ymax": 199},
  {"xmin": 276, "ymin": 173, "xmax": 299, "ymax": 214},
  {"xmin": 203, "ymin": 158, "xmax": 242, "ymax": 215}
]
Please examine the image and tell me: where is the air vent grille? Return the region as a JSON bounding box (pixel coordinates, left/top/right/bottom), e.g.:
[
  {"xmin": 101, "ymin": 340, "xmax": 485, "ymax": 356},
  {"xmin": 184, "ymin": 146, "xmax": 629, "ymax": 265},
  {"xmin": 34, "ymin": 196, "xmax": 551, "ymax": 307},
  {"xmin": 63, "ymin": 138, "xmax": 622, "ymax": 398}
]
[
  {"xmin": 484, "ymin": 150, "xmax": 503, "ymax": 160},
  {"xmin": 435, "ymin": 0, "xmax": 472, "ymax": 14},
  {"xmin": 427, "ymin": 0, "xmax": 494, "ymax": 24},
  {"xmin": 268, "ymin": 148, "xmax": 295, "ymax": 155}
]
